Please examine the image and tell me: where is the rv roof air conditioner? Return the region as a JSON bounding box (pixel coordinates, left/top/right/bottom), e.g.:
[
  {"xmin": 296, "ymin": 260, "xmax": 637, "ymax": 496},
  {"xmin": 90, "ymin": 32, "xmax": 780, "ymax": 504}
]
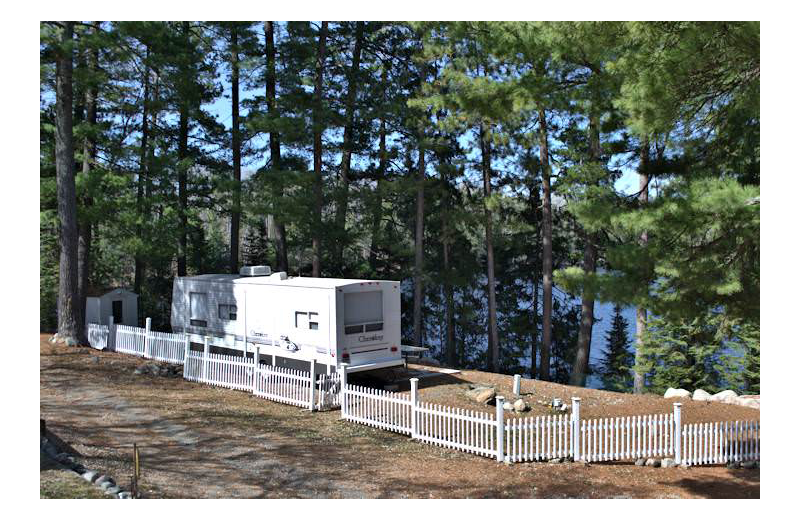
[
  {"xmin": 270, "ymin": 272, "xmax": 288, "ymax": 280},
  {"xmin": 239, "ymin": 265, "xmax": 272, "ymax": 277}
]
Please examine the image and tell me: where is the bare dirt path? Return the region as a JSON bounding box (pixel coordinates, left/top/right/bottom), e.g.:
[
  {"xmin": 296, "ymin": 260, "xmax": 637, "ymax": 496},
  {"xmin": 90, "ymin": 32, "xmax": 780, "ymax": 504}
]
[{"xmin": 40, "ymin": 335, "xmax": 759, "ymax": 499}]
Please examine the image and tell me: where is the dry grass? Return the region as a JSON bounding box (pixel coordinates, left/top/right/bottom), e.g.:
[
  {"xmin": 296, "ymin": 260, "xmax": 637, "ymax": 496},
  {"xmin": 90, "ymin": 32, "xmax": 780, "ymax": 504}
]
[{"xmin": 40, "ymin": 334, "xmax": 759, "ymax": 499}]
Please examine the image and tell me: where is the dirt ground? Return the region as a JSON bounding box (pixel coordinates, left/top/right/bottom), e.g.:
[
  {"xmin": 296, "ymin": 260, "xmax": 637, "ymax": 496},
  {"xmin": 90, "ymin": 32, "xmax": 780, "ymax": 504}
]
[{"xmin": 40, "ymin": 334, "xmax": 760, "ymax": 498}]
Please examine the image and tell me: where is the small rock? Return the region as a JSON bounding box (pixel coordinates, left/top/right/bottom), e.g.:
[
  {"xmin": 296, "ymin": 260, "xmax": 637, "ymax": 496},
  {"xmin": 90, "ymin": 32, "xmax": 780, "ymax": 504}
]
[
  {"xmin": 89, "ymin": 356, "xmax": 100, "ymax": 364},
  {"xmin": 645, "ymin": 458, "xmax": 660, "ymax": 467},
  {"xmin": 81, "ymin": 471, "xmax": 98, "ymax": 483},
  {"xmin": 95, "ymin": 475, "xmax": 115, "ymax": 487},
  {"xmin": 118, "ymin": 491, "xmax": 132, "ymax": 499},
  {"xmin": 680, "ymin": 463, "xmax": 691, "ymax": 469},
  {"xmin": 664, "ymin": 387, "xmax": 691, "ymax": 399},
  {"xmin": 134, "ymin": 366, "xmax": 146, "ymax": 375},
  {"xmin": 742, "ymin": 460, "xmax": 758, "ymax": 469},
  {"xmin": 105, "ymin": 486, "xmax": 121, "ymax": 495},
  {"xmin": 98, "ymin": 481, "xmax": 113, "ymax": 491},
  {"xmin": 55, "ymin": 452, "xmax": 74, "ymax": 465},
  {"xmin": 726, "ymin": 461, "xmax": 741, "ymax": 469},
  {"xmin": 661, "ymin": 458, "xmax": 676, "ymax": 468},
  {"xmin": 692, "ymin": 389, "xmax": 712, "ymax": 401},
  {"xmin": 503, "ymin": 401, "xmax": 514, "ymax": 412},
  {"xmin": 465, "ymin": 386, "xmax": 496, "ymax": 405},
  {"xmin": 635, "ymin": 458, "xmax": 646, "ymax": 466},
  {"xmin": 513, "ymin": 399, "xmax": 529, "ymax": 413},
  {"xmin": 549, "ymin": 458, "xmax": 563, "ymax": 464}
]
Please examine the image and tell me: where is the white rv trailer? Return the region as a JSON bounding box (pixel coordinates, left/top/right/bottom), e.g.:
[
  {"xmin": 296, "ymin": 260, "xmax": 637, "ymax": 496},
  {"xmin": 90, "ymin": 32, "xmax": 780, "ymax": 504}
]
[{"xmin": 171, "ymin": 266, "xmax": 403, "ymax": 373}]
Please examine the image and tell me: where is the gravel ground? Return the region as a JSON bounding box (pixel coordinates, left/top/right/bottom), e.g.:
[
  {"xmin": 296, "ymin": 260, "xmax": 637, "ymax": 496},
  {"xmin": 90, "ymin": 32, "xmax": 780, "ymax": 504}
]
[{"xmin": 40, "ymin": 334, "xmax": 759, "ymax": 499}]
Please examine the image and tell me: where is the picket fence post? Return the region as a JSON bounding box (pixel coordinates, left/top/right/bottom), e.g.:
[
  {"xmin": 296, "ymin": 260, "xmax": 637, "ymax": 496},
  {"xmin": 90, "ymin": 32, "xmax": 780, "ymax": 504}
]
[
  {"xmin": 572, "ymin": 397, "xmax": 581, "ymax": 462},
  {"xmin": 410, "ymin": 377, "xmax": 419, "ymax": 438},
  {"xmin": 338, "ymin": 363, "xmax": 349, "ymax": 417},
  {"xmin": 252, "ymin": 346, "xmax": 260, "ymax": 394},
  {"xmin": 107, "ymin": 315, "xmax": 115, "ymax": 351},
  {"xmin": 202, "ymin": 336, "xmax": 210, "ymax": 382},
  {"xmin": 144, "ymin": 317, "xmax": 152, "ymax": 358},
  {"xmin": 496, "ymin": 396, "xmax": 505, "ymax": 462},
  {"xmin": 183, "ymin": 335, "xmax": 190, "ymax": 364},
  {"xmin": 309, "ymin": 359, "xmax": 317, "ymax": 411},
  {"xmin": 673, "ymin": 403, "xmax": 682, "ymax": 464}
]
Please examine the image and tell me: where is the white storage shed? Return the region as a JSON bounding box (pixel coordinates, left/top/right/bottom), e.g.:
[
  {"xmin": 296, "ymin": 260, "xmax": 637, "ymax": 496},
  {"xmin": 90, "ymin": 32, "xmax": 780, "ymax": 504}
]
[
  {"xmin": 171, "ymin": 267, "xmax": 403, "ymax": 374},
  {"xmin": 85, "ymin": 288, "xmax": 139, "ymax": 328}
]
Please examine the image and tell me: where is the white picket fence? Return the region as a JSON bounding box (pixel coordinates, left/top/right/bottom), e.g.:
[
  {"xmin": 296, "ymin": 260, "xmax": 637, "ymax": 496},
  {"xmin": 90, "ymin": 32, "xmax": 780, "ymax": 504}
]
[
  {"xmin": 147, "ymin": 330, "xmax": 187, "ymax": 364},
  {"xmin": 342, "ymin": 383, "xmax": 414, "ymax": 435},
  {"xmin": 85, "ymin": 320, "xmax": 761, "ymax": 467},
  {"xmin": 87, "ymin": 323, "xmax": 109, "ymax": 350},
  {"xmin": 183, "ymin": 339, "xmax": 340, "ymax": 411},
  {"xmin": 113, "ymin": 324, "xmax": 147, "ymax": 356},
  {"xmin": 681, "ymin": 420, "xmax": 759, "ymax": 466},
  {"xmin": 338, "ymin": 368, "xmax": 760, "ymax": 466}
]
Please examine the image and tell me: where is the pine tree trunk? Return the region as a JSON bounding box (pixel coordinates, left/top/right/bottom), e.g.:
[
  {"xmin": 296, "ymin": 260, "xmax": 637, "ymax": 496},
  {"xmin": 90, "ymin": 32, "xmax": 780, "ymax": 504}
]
[
  {"xmin": 479, "ymin": 123, "xmax": 500, "ymax": 372},
  {"xmin": 311, "ymin": 21, "xmax": 328, "ymax": 278},
  {"xmin": 55, "ymin": 21, "xmax": 80, "ymax": 343},
  {"xmin": 531, "ymin": 278, "xmax": 539, "ymax": 378},
  {"xmin": 570, "ymin": 112, "xmax": 601, "ymax": 387},
  {"xmin": 77, "ymin": 38, "xmax": 98, "ymax": 340},
  {"xmin": 368, "ymin": 114, "xmax": 387, "ymax": 272},
  {"xmin": 633, "ymin": 137, "xmax": 650, "ymax": 394},
  {"xmin": 177, "ymin": 22, "xmax": 190, "ymax": 277},
  {"xmin": 333, "ymin": 22, "xmax": 364, "ymax": 272},
  {"xmin": 265, "ymin": 21, "xmax": 289, "ymax": 273},
  {"xmin": 229, "ymin": 26, "xmax": 241, "ymax": 274},
  {"xmin": 538, "ymin": 106, "xmax": 553, "ymax": 381},
  {"xmin": 134, "ymin": 46, "xmax": 150, "ymax": 296},
  {"xmin": 413, "ymin": 143, "xmax": 425, "ymax": 348},
  {"xmin": 529, "ymin": 169, "xmax": 541, "ymax": 378}
]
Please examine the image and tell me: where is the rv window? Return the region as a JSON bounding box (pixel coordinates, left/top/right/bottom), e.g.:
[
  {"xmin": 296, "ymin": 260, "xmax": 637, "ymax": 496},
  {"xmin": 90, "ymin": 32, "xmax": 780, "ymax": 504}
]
[
  {"xmin": 218, "ymin": 304, "xmax": 237, "ymax": 321},
  {"xmin": 190, "ymin": 292, "xmax": 208, "ymax": 319},
  {"xmin": 309, "ymin": 312, "xmax": 319, "ymax": 330},
  {"xmin": 190, "ymin": 319, "xmax": 207, "ymax": 327},
  {"xmin": 345, "ymin": 324, "xmax": 364, "ymax": 335},
  {"xmin": 295, "ymin": 311, "xmax": 308, "ymax": 329},
  {"xmin": 344, "ymin": 291, "xmax": 383, "ymax": 326},
  {"xmin": 365, "ymin": 322, "xmax": 383, "ymax": 332}
]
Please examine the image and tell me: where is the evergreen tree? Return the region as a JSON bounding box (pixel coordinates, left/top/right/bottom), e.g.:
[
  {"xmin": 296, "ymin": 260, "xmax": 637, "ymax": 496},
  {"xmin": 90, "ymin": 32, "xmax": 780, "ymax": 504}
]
[{"xmin": 600, "ymin": 305, "xmax": 634, "ymax": 392}]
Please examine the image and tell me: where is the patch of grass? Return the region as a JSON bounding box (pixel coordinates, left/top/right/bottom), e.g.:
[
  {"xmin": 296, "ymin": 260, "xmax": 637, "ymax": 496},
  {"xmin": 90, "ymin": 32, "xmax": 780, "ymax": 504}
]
[{"xmin": 40, "ymin": 470, "xmax": 111, "ymax": 499}]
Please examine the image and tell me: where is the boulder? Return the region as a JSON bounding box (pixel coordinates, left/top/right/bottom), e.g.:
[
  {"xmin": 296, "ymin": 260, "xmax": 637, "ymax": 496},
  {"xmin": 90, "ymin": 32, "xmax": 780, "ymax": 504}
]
[
  {"xmin": 98, "ymin": 481, "xmax": 113, "ymax": 491},
  {"xmin": 692, "ymin": 389, "xmax": 712, "ymax": 401},
  {"xmin": 711, "ymin": 389, "xmax": 738, "ymax": 403},
  {"xmin": 105, "ymin": 486, "xmax": 122, "ymax": 495},
  {"xmin": 664, "ymin": 388, "xmax": 691, "ymax": 399},
  {"xmin": 661, "ymin": 458, "xmax": 676, "ymax": 468},
  {"xmin": 645, "ymin": 458, "xmax": 660, "ymax": 467},
  {"xmin": 736, "ymin": 397, "xmax": 760, "ymax": 409},
  {"xmin": 513, "ymin": 399, "xmax": 529, "ymax": 413},
  {"xmin": 465, "ymin": 386, "xmax": 496, "ymax": 405},
  {"xmin": 118, "ymin": 491, "xmax": 132, "ymax": 499},
  {"xmin": 503, "ymin": 401, "xmax": 514, "ymax": 412},
  {"xmin": 634, "ymin": 458, "xmax": 646, "ymax": 466},
  {"xmin": 726, "ymin": 461, "xmax": 741, "ymax": 469},
  {"xmin": 81, "ymin": 471, "xmax": 99, "ymax": 483}
]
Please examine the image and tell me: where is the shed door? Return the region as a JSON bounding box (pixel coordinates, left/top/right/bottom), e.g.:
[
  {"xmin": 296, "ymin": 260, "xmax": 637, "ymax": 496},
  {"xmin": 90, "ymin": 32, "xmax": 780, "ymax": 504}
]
[{"xmin": 112, "ymin": 300, "xmax": 123, "ymax": 324}]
